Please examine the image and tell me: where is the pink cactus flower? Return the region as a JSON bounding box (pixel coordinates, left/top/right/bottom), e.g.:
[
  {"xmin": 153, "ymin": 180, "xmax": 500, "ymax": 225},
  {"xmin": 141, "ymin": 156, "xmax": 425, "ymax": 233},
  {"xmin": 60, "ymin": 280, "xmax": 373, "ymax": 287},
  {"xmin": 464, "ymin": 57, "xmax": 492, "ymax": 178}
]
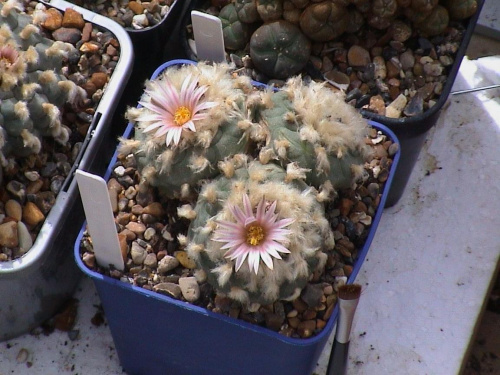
[
  {"xmin": 214, "ymin": 194, "xmax": 294, "ymax": 274},
  {"xmin": 138, "ymin": 74, "xmax": 217, "ymax": 146}
]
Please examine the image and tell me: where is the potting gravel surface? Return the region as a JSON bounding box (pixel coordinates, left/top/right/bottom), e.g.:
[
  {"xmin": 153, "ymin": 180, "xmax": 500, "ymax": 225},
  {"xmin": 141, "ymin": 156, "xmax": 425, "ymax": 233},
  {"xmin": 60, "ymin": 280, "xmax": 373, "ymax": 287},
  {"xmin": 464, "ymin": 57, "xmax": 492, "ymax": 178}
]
[
  {"xmin": 79, "ymin": 126, "xmax": 397, "ymax": 339},
  {"xmin": 0, "ymin": 1, "xmax": 120, "ymax": 261},
  {"xmin": 69, "ymin": 0, "xmax": 177, "ymax": 30},
  {"xmin": 186, "ymin": 1, "xmax": 474, "ymax": 120}
]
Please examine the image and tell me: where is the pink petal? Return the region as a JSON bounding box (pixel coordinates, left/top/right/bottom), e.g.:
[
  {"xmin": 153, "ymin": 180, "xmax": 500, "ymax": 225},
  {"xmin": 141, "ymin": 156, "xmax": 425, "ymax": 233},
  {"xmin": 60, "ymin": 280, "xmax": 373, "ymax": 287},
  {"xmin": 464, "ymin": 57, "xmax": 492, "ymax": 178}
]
[
  {"xmin": 248, "ymin": 251, "xmax": 260, "ymax": 274},
  {"xmin": 260, "ymin": 251, "xmax": 274, "ymax": 270}
]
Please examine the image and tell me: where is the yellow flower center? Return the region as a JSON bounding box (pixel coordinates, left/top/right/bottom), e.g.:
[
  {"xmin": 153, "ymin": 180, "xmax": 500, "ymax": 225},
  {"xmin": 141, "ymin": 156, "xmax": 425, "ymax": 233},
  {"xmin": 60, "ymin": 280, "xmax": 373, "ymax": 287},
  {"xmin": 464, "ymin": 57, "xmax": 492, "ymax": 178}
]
[
  {"xmin": 246, "ymin": 224, "xmax": 265, "ymax": 246},
  {"xmin": 174, "ymin": 106, "xmax": 191, "ymax": 126}
]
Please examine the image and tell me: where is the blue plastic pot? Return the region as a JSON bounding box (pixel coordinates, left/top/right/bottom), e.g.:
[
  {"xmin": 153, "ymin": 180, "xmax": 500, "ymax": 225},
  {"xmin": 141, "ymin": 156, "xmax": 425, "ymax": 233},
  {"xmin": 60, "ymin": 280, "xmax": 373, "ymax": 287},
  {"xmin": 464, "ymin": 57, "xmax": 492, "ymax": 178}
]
[{"xmin": 74, "ymin": 60, "xmax": 400, "ymax": 375}]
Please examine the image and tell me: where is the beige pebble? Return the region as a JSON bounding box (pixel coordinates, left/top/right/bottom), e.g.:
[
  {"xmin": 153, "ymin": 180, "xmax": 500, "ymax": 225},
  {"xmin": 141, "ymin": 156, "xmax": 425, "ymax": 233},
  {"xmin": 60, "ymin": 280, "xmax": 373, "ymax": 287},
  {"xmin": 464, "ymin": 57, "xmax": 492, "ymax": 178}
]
[
  {"xmin": 175, "ymin": 251, "xmax": 197, "ymax": 269},
  {"xmin": 0, "ymin": 221, "xmax": 18, "ymax": 248},
  {"xmin": 5, "ymin": 200, "xmax": 22, "ymax": 221},
  {"xmin": 23, "ymin": 202, "xmax": 45, "ymax": 227}
]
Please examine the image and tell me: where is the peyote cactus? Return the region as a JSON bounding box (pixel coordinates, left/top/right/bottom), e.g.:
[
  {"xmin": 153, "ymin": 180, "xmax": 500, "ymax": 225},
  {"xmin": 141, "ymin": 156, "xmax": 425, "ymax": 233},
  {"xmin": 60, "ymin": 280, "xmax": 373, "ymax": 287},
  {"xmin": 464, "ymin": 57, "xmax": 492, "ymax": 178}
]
[
  {"xmin": 186, "ymin": 161, "xmax": 332, "ymax": 306},
  {"xmin": 249, "ymin": 20, "xmax": 311, "ymax": 79},
  {"xmin": 219, "ymin": 3, "xmax": 253, "ymax": 51},
  {"xmin": 0, "ymin": 0, "xmax": 86, "ymax": 164},
  {"xmin": 258, "ymin": 77, "xmax": 371, "ymax": 191},
  {"xmin": 120, "ymin": 61, "xmax": 377, "ymax": 307},
  {"xmin": 122, "ymin": 62, "xmax": 264, "ymax": 199}
]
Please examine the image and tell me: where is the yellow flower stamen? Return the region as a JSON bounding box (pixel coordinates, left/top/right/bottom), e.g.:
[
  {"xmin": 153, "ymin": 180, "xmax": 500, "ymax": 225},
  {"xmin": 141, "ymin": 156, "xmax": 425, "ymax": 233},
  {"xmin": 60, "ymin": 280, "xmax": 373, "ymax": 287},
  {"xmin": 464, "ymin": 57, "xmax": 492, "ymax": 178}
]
[
  {"xmin": 174, "ymin": 106, "xmax": 191, "ymax": 126},
  {"xmin": 246, "ymin": 224, "xmax": 265, "ymax": 246}
]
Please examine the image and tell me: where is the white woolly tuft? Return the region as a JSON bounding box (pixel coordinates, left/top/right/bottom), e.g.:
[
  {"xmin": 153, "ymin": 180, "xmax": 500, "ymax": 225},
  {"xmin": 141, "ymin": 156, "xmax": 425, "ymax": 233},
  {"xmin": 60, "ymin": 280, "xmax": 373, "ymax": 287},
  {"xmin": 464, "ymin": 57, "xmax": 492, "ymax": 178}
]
[
  {"xmin": 20, "ymin": 129, "xmax": 41, "ymax": 153},
  {"xmin": 19, "ymin": 24, "xmax": 38, "ymax": 40},
  {"xmin": 177, "ymin": 204, "xmax": 197, "ymax": 220},
  {"xmin": 200, "ymin": 183, "xmax": 218, "ymax": 204},
  {"xmin": 117, "ymin": 139, "xmax": 140, "ymax": 155},
  {"xmin": 194, "ymin": 269, "xmax": 207, "ymax": 283},
  {"xmin": 189, "ymin": 155, "xmax": 211, "ymax": 174},
  {"xmin": 180, "ymin": 184, "xmax": 191, "ymax": 200},
  {"xmin": 1, "ymin": 0, "xmax": 23, "ymax": 17},
  {"xmin": 185, "ymin": 242, "xmax": 204, "ymax": 261},
  {"xmin": 213, "ymin": 263, "xmax": 233, "ymax": 287},
  {"xmin": 20, "ymin": 83, "xmax": 40, "ymax": 99},
  {"xmin": 24, "ymin": 46, "xmax": 39, "ymax": 65},
  {"xmin": 39, "ymin": 70, "xmax": 57, "ymax": 84},
  {"xmin": 228, "ymin": 287, "xmax": 249, "ymax": 304},
  {"xmin": 258, "ymin": 147, "xmax": 276, "ymax": 165},
  {"xmin": 177, "ymin": 234, "xmax": 188, "ymax": 247},
  {"xmin": 274, "ymin": 138, "xmax": 289, "ymax": 159},
  {"xmin": 285, "ymin": 162, "xmax": 310, "ymax": 182},
  {"xmin": 54, "ymin": 126, "xmax": 70, "ymax": 145},
  {"xmin": 218, "ymin": 159, "xmax": 235, "ymax": 178},
  {"xmin": 13, "ymin": 101, "xmax": 29, "ymax": 121}
]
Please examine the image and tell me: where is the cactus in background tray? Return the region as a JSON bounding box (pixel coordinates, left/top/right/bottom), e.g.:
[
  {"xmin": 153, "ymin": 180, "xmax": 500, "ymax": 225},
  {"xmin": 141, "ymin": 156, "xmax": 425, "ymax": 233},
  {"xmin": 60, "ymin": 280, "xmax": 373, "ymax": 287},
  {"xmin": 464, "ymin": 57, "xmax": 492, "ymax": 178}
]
[
  {"xmin": 249, "ymin": 20, "xmax": 311, "ymax": 79},
  {"xmin": 186, "ymin": 161, "xmax": 332, "ymax": 306},
  {"xmin": 122, "ymin": 62, "xmax": 263, "ymax": 199},
  {"xmin": 258, "ymin": 76, "xmax": 371, "ymax": 191},
  {"xmin": 0, "ymin": 0, "xmax": 86, "ymax": 164}
]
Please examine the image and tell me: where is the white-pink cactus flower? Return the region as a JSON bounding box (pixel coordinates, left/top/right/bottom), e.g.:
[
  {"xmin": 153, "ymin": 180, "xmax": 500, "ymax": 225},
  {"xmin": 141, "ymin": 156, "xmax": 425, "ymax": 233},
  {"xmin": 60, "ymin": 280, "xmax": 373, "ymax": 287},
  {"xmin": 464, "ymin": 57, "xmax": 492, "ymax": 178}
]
[
  {"xmin": 213, "ymin": 194, "xmax": 294, "ymax": 274},
  {"xmin": 138, "ymin": 74, "xmax": 217, "ymax": 146}
]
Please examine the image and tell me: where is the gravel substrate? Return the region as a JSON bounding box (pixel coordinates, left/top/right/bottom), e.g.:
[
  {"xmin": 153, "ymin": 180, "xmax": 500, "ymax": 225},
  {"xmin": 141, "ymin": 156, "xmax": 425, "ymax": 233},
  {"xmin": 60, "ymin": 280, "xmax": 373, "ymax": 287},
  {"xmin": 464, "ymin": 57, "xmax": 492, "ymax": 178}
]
[
  {"xmin": 79, "ymin": 126, "xmax": 397, "ymax": 339},
  {"xmin": 0, "ymin": 1, "xmax": 120, "ymax": 261},
  {"xmin": 68, "ymin": 0, "xmax": 177, "ymax": 30},
  {"xmin": 185, "ymin": 1, "xmax": 473, "ymax": 120}
]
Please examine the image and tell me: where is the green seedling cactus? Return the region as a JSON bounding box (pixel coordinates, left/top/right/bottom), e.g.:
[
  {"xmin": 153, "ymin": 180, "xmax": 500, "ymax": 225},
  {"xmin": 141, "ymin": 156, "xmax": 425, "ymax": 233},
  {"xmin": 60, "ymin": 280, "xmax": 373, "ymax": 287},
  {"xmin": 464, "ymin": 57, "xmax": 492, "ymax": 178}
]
[
  {"xmin": 0, "ymin": 0, "xmax": 86, "ymax": 163},
  {"xmin": 186, "ymin": 161, "xmax": 332, "ymax": 306},
  {"xmin": 219, "ymin": 3, "xmax": 252, "ymax": 51},
  {"xmin": 122, "ymin": 62, "xmax": 263, "ymax": 199},
  {"xmin": 258, "ymin": 77, "xmax": 371, "ymax": 192},
  {"xmin": 234, "ymin": 0, "xmax": 260, "ymax": 24},
  {"xmin": 256, "ymin": 0, "xmax": 283, "ymax": 22},
  {"xmin": 249, "ymin": 20, "xmax": 311, "ymax": 79},
  {"xmin": 299, "ymin": 1, "xmax": 349, "ymax": 42}
]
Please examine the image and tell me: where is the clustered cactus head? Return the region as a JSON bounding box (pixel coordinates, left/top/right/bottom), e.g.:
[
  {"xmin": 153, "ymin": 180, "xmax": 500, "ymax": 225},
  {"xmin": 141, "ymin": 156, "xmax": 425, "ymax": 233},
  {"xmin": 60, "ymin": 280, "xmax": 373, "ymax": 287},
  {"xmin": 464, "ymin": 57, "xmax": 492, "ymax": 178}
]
[
  {"xmin": 0, "ymin": 0, "xmax": 87, "ymax": 164},
  {"xmin": 185, "ymin": 161, "xmax": 332, "ymax": 306},
  {"xmin": 124, "ymin": 61, "xmax": 372, "ymax": 306},
  {"xmin": 122, "ymin": 62, "xmax": 262, "ymax": 199},
  {"xmin": 259, "ymin": 76, "xmax": 371, "ymax": 192}
]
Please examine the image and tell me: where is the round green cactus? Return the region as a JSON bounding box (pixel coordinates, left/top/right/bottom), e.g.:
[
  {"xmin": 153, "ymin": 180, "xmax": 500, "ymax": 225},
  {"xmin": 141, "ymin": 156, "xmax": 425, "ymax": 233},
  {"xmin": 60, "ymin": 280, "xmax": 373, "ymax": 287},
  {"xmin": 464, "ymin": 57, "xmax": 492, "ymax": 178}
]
[
  {"xmin": 444, "ymin": 0, "xmax": 477, "ymax": 20},
  {"xmin": 234, "ymin": 0, "xmax": 261, "ymax": 24},
  {"xmin": 415, "ymin": 5, "xmax": 449, "ymax": 36},
  {"xmin": 299, "ymin": 1, "xmax": 349, "ymax": 42},
  {"xmin": 249, "ymin": 20, "xmax": 311, "ymax": 79},
  {"xmin": 186, "ymin": 161, "xmax": 332, "ymax": 306},
  {"xmin": 219, "ymin": 3, "xmax": 252, "ymax": 51},
  {"xmin": 256, "ymin": 0, "xmax": 283, "ymax": 22},
  {"xmin": 122, "ymin": 62, "xmax": 262, "ymax": 199},
  {"xmin": 258, "ymin": 77, "xmax": 371, "ymax": 191}
]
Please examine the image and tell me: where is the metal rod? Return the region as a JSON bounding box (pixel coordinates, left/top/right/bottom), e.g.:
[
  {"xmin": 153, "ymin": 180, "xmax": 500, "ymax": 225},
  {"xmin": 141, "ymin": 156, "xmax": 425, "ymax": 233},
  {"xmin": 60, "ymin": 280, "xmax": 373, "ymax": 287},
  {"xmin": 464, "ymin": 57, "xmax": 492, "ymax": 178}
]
[{"xmin": 451, "ymin": 84, "xmax": 500, "ymax": 95}]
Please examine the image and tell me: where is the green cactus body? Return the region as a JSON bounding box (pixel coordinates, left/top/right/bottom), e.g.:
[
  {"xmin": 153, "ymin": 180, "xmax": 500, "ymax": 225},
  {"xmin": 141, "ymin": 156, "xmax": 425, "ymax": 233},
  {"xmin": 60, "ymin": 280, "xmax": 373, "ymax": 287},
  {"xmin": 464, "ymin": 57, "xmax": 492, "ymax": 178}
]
[
  {"xmin": 256, "ymin": 0, "xmax": 284, "ymax": 22},
  {"xmin": 123, "ymin": 62, "xmax": 259, "ymax": 199},
  {"xmin": 0, "ymin": 2, "xmax": 86, "ymax": 163},
  {"xmin": 219, "ymin": 3, "xmax": 252, "ymax": 51},
  {"xmin": 444, "ymin": 0, "xmax": 477, "ymax": 20},
  {"xmin": 186, "ymin": 161, "xmax": 332, "ymax": 306},
  {"xmin": 234, "ymin": 0, "xmax": 261, "ymax": 24},
  {"xmin": 299, "ymin": 1, "xmax": 349, "ymax": 42},
  {"xmin": 415, "ymin": 5, "xmax": 449, "ymax": 36},
  {"xmin": 249, "ymin": 20, "xmax": 311, "ymax": 79},
  {"xmin": 259, "ymin": 77, "xmax": 370, "ymax": 191}
]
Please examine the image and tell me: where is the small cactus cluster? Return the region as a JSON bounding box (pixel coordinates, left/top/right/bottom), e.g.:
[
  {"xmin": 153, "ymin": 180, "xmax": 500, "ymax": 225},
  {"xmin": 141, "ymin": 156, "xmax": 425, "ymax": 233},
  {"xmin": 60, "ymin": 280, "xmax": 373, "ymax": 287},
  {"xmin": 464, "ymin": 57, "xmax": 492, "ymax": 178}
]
[
  {"xmin": 192, "ymin": 0, "xmax": 478, "ymax": 80},
  {"xmin": 0, "ymin": 0, "xmax": 86, "ymax": 166},
  {"xmin": 122, "ymin": 61, "xmax": 372, "ymax": 306}
]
